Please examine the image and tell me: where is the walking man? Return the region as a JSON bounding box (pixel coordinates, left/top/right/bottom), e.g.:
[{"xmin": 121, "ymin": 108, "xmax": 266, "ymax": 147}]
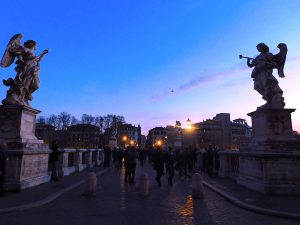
[
  {"xmin": 49, "ymin": 140, "xmax": 59, "ymax": 181},
  {"xmin": 165, "ymin": 147, "xmax": 175, "ymax": 186}
]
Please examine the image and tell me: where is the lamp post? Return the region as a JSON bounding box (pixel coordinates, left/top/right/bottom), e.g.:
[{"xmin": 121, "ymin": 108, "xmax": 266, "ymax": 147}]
[
  {"xmin": 122, "ymin": 135, "xmax": 127, "ymax": 148},
  {"xmin": 100, "ymin": 117, "xmax": 104, "ymax": 148}
]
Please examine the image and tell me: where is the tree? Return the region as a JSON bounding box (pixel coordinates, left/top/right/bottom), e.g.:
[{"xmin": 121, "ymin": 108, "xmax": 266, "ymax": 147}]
[
  {"xmin": 58, "ymin": 112, "xmax": 71, "ymax": 130},
  {"xmin": 47, "ymin": 114, "xmax": 60, "ymax": 129},
  {"xmin": 81, "ymin": 114, "xmax": 95, "ymax": 124},
  {"xmin": 71, "ymin": 116, "xmax": 79, "ymax": 125}
]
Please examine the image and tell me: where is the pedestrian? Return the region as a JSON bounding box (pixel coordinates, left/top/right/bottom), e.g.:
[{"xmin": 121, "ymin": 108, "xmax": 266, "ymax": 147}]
[
  {"xmin": 138, "ymin": 147, "xmax": 146, "ymax": 167},
  {"xmin": 165, "ymin": 147, "xmax": 175, "ymax": 186},
  {"xmin": 103, "ymin": 145, "xmax": 111, "ymax": 167},
  {"xmin": 152, "ymin": 147, "xmax": 165, "ymax": 186},
  {"xmin": 125, "ymin": 146, "xmax": 138, "ymax": 183},
  {"xmin": 0, "ymin": 141, "xmax": 7, "ymax": 196},
  {"xmin": 206, "ymin": 145, "xmax": 214, "ymax": 176},
  {"xmin": 116, "ymin": 148, "xmax": 124, "ymax": 170},
  {"xmin": 124, "ymin": 147, "xmax": 129, "ymax": 182},
  {"xmin": 112, "ymin": 146, "xmax": 118, "ymax": 168},
  {"xmin": 49, "ymin": 140, "xmax": 59, "ymax": 181}
]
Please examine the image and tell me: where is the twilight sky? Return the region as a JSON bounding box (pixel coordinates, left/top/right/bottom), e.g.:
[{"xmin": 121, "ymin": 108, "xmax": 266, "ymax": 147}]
[{"xmin": 1, "ymin": 0, "xmax": 300, "ymax": 134}]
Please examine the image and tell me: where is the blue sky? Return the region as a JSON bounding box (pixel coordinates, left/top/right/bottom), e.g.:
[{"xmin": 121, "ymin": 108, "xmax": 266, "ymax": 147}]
[{"xmin": 1, "ymin": 0, "xmax": 300, "ymax": 134}]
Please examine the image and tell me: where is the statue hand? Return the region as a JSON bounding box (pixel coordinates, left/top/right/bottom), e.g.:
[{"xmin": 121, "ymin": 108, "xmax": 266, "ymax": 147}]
[{"xmin": 43, "ymin": 49, "xmax": 49, "ymax": 54}]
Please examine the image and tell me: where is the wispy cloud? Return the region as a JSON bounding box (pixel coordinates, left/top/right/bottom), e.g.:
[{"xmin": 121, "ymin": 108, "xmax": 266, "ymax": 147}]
[
  {"xmin": 150, "ymin": 53, "xmax": 300, "ymax": 102},
  {"xmin": 150, "ymin": 62, "xmax": 248, "ymax": 101}
]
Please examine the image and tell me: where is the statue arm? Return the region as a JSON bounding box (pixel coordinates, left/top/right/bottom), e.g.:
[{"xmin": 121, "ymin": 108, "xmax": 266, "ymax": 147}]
[
  {"xmin": 36, "ymin": 49, "xmax": 48, "ymax": 62},
  {"xmin": 247, "ymin": 58, "xmax": 254, "ymax": 68}
]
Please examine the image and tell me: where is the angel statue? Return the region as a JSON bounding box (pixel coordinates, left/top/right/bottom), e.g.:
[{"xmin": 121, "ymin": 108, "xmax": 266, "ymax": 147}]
[
  {"xmin": 239, "ymin": 43, "xmax": 287, "ymax": 110},
  {"xmin": 0, "ymin": 34, "xmax": 48, "ymax": 106}
]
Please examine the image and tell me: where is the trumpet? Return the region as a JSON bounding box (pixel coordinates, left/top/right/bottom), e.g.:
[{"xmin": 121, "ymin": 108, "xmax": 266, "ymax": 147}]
[{"xmin": 239, "ymin": 54, "xmax": 276, "ymax": 66}]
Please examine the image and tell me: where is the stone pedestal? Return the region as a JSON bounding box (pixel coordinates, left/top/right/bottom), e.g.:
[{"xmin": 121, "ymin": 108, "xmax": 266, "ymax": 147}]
[
  {"xmin": 109, "ymin": 137, "xmax": 117, "ymax": 148},
  {"xmin": 0, "ymin": 105, "xmax": 50, "ymax": 191},
  {"xmin": 237, "ymin": 108, "xmax": 300, "ymax": 195}
]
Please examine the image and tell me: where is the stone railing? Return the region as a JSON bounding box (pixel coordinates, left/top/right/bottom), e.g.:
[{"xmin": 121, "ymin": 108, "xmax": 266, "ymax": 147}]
[
  {"xmin": 218, "ymin": 150, "xmax": 240, "ymax": 180},
  {"xmin": 56, "ymin": 148, "xmax": 104, "ymax": 177}
]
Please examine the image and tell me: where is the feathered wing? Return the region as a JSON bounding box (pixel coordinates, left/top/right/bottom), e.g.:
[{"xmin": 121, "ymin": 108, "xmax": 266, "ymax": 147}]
[
  {"xmin": 0, "ymin": 35, "xmax": 22, "ymax": 68},
  {"xmin": 273, "ymin": 43, "xmax": 288, "ymax": 78}
]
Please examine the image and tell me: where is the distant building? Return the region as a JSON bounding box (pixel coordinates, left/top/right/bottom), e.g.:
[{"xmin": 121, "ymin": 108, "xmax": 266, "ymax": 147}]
[
  {"xmin": 66, "ymin": 124, "xmax": 101, "ymax": 148},
  {"xmin": 117, "ymin": 123, "xmax": 141, "ymax": 148},
  {"xmin": 191, "ymin": 113, "xmax": 251, "ymax": 150},
  {"xmin": 231, "ymin": 119, "xmax": 252, "ymax": 149},
  {"xmin": 35, "ymin": 123, "xmax": 56, "ymax": 145},
  {"xmin": 146, "ymin": 127, "xmax": 167, "ymax": 149}
]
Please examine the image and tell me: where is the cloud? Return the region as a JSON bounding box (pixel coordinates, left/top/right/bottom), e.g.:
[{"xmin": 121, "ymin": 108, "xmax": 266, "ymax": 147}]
[
  {"xmin": 150, "ymin": 62, "xmax": 248, "ymax": 101},
  {"xmin": 150, "ymin": 53, "xmax": 300, "ymax": 102}
]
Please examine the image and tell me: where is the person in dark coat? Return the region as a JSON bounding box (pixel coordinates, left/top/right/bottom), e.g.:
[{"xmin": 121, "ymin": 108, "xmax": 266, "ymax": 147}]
[
  {"xmin": 103, "ymin": 145, "xmax": 111, "ymax": 167},
  {"xmin": 152, "ymin": 147, "xmax": 165, "ymax": 186},
  {"xmin": 125, "ymin": 146, "xmax": 138, "ymax": 183},
  {"xmin": 165, "ymin": 147, "xmax": 175, "ymax": 186},
  {"xmin": 116, "ymin": 148, "xmax": 124, "ymax": 170},
  {"xmin": 206, "ymin": 145, "xmax": 214, "ymax": 176},
  {"xmin": 49, "ymin": 141, "xmax": 59, "ymax": 181},
  {"xmin": 112, "ymin": 147, "xmax": 118, "ymax": 168},
  {"xmin": 0, "ymin": 141, "xmax": 7, "ymax": 196}
]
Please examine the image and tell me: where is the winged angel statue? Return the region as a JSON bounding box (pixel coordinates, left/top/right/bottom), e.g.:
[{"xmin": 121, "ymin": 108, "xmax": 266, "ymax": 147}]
[
  {"xmin": 0, "ymin": 34, "xmax": 48, "ymax": 106},
  {"xmin": 240, "ymin": 43, "xmax": 287, "ymax": 110}
]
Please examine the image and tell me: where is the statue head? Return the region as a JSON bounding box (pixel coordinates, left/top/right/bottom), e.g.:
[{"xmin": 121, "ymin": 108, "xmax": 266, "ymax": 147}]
[
  {"xmin": 24, "ymin": 40, "xmax": 37, "ymax": 50},
  {"xmin": 256, "ymin": 43, "xmax": 269, "ymax": 53},
  {"xmin": 277, "ymin": 43, "xmax": 288, "ymax": 52}
]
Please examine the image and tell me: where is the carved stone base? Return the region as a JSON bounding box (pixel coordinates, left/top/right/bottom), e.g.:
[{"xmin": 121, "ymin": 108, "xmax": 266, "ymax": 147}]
[
  {"xmin": 109, "ymin": 137, "xmax": 117, "ymax": 148},
  {"xmin": 0, "ymin": 105, "xmax": 50, "ymax": 191},
  {"xmin": 238, "ymin": 108, "xmax": 300, "ymax": 195},
  {"xmin": 4, "ymin": 149, "xmax": 50, "ymax": 191},
  {"xmin": 238, "ymin": 152, "xmax": 300, "ymax": 195}
]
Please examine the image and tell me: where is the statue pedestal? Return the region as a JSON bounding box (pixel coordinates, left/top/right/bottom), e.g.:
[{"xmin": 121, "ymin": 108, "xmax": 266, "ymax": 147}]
[
  {"xmin": 0, "ymin": 105, "xmax": 50, "ymax": 191},
  {"xmin": 109, "ymin": 137, "xmax": 117, "ymax": 149},
  {"xmin": 237, "ymin": 109, "xmax": 300, "ymax": 195}
]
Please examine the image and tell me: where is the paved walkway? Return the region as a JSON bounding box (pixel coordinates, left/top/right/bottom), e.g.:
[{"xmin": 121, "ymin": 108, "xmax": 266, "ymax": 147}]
[
  {"xmin": 200, "ymin": 171, "xmax": 300, "ymax": 215},
  {"xmin": 0, "ymin": 164, "xmax": 299, "ymax": 225}
]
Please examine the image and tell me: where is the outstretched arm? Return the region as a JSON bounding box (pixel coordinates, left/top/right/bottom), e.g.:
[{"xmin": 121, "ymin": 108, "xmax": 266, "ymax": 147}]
[
  {"xmin": 36, "ymin": 49, "xmax": 48, "ymax": 62},
  {"xmin": 247, "ymin": 58, "xmax": 254, "ymax": 68}
]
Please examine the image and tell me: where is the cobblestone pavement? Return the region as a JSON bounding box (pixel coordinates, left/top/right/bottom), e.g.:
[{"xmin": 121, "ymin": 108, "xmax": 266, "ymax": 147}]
[{"xmin": 0, "ymin": 164, "xmax": 299, "ymax": 225}]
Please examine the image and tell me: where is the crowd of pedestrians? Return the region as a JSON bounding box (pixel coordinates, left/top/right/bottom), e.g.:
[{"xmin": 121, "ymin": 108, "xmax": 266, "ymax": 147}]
[{"xmin": 201, "ymin": 145, "xmax": 221, "ymax": 176}]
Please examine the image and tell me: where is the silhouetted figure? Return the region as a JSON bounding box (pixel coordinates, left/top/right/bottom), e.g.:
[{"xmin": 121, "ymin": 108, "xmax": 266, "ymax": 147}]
[
  {"xmin": 124, "ymin": 147, "xmax": 129, "ymax": 182},
  {"xmin": 153, "ymin": 148, "xmax": 165, "ymax": 186},
  {"xmin": 138, "ymin": 147, "xmax": 146, "ymax": 167},
  {"xmin": 112, "ymin": 147, "xmax": 118, "ymax": 168},
  {"xmin": 103, "ymin": 145, "xmax": 111, "ymax": 167},
  {"xmin": 206, "ymin": 146, "xmax": 214, "ymax": 176},
  {"xmin": 125, "ymin": 147, "xmax": 138, "ymax": 183},
  {"xmin": 116, "ymin": 148, "xmax": 124, "ymax": 170},
  {"xmin": 0, "ymin": 141, "xmax": 7, "ymax": 196},
  {"xmin": 165, "ymin": 147, "xmax": 175, "ymax": 186},
  {"xmin": 49, "ymin": 141, "xmax": 59, "ymax": 181}
]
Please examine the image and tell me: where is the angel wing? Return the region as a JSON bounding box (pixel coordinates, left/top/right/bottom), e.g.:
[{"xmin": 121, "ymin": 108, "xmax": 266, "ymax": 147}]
[
  {"xmin": 273, "ymin": 43, "xmax": 287, "ymax": 78},
  {"xmin": 0, "ymin": 34, "xmax": 23, "ymax": 68}
]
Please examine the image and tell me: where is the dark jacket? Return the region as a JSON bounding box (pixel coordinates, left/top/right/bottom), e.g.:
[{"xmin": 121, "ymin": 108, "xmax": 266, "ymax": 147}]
[{"xmin": 49, "ymin": 143, "xmax": 59, "ymax": 162}]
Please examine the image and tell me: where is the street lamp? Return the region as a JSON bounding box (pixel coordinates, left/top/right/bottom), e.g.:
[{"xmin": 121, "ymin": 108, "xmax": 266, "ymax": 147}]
[
  {"xmin": 122, "ymin": 135, "xmax": 127, "ymax": 148},
  {"xmin": 186, "ymin": 118, "xmax": 192, "ymax": 130},
  {"xmin": 100, "ymin": 117, "xmax": 104, "ymax": 134}
]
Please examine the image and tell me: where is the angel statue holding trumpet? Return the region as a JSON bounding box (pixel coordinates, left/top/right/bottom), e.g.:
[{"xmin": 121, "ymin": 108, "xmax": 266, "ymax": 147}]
[
  {"xmin": 0, "ymin": 34, "xmax": 48, "ymax": 106},
  {"xmin": 240, "ymin": 43, "xmax": 287, "ymax": 110}
]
